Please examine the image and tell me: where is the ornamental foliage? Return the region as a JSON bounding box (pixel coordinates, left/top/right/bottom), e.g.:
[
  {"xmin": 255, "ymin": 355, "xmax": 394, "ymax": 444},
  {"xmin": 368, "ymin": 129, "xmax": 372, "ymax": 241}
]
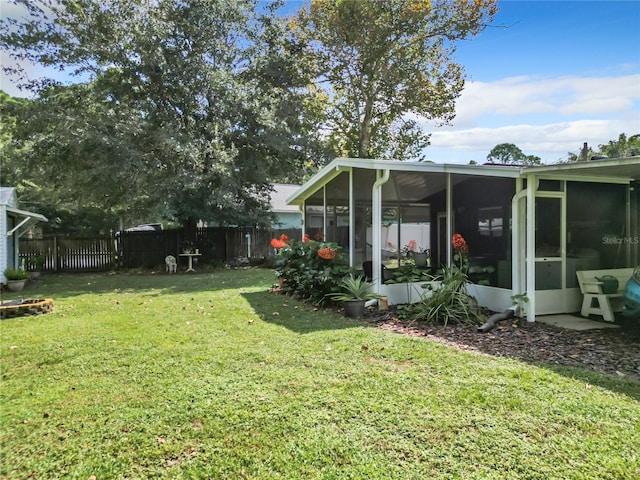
[
  {"xmin": 406, "ymin": 233, "xmax": 482, "ymax": 325},
  {"xmin": 272, "ymin": 234, "xmax": 352, "ymax": 305}
]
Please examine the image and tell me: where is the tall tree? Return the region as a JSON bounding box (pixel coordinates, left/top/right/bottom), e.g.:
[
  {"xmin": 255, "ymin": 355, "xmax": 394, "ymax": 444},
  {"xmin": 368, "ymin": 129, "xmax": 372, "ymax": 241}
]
[
  {"xmin": 486, "ymin": 143, "xmax": 541, "ymax": 165},
  {"xmin": 293, "ymin": 0, "xmax": 498, "ymax": 160},
  {"xmin": 0, "ymin": 0, "xmax": 325, "ymax": 232}
]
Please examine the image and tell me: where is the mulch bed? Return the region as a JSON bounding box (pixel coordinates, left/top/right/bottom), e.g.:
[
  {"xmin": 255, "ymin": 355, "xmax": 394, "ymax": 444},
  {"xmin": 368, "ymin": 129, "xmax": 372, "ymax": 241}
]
[{"xmin": 361, "ymin": 307, "xmax": 640, "ymax": 382}]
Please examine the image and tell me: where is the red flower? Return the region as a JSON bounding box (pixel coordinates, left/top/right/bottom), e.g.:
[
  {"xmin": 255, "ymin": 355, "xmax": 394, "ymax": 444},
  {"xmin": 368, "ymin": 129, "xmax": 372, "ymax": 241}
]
[
  {"xmin": 452, "ymin": 234, "xmax": 468, "ymax": 253},
  {"xmin": 314, "ymin": 232, "xmax": 324, "ymax": 240},
  {"xmin": 303, "ymin": 234, "xmax": 310, "ymax": 243},
  {"xmin": 280, "ymin": 234, "xmax": 288, "ymax": 243},
  {"xmin": 271, "ymin": 238, "xmax": 286, "ymax": 249},
  {"xmin": 318, "ymin": 247, "xmax": 337, "ymax": 260}
]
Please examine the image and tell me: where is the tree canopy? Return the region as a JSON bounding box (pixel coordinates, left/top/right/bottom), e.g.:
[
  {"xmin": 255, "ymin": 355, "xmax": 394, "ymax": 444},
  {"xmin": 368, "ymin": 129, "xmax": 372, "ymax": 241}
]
[
  {"xmin": 486, "ymin": 143, "xmax": 541, "ymax": 166},
  {"xmin": 564, "ymin": 133, "xmax": 640, "ymax": 163},
  {"xmin": 294, "ymin": 0, "xmax": 498, "ymax": 160},
  {"xmin": 1, "ymin": 0, "xmax": 328, "ymax": 232}
]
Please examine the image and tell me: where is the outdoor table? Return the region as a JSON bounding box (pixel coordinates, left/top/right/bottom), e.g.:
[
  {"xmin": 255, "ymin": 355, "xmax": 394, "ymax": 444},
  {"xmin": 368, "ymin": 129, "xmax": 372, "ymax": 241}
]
[{"xmin": 179, "ymin": 253, "xmax": 201, "ymax": 272}]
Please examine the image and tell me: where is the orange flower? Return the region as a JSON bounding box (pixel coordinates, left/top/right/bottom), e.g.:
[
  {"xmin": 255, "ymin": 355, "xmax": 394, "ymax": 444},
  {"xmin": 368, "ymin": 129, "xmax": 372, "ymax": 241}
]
[
  {"xmin": 302, "ymin": 234, "xmax": 310, "ymax": 243},
  {"xmin": 318, "ymin": 247, "xmax": 337, "ymax": 260},
  {"xmin": 452, "ymin": 234, "xmax": 468, "ymax": 253},
  {"xmin": 280, "ymin": 234, "xmax": 288, "ymax": 242},
  {"xmin": 271, "ymin": 238, "xmax": 286, "ymax": 249}
]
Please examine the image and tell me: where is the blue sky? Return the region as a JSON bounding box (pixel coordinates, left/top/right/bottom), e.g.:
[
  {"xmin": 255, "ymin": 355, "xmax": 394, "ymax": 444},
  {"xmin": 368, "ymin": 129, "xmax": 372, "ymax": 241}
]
[
  {"xmin": 1, "ymin": 0, "xmax": 639, "ymax": 165},
  {"xmin": 423, "ymin": 0, "xmax": 640, "ymax": 164}
]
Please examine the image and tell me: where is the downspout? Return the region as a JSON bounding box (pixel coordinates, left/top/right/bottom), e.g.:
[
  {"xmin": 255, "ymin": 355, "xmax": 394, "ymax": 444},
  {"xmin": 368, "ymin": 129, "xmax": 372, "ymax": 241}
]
[
  {"xmin": 349, "ymin": 169, "xmax": 355, "ymax": 268},
  {"xmin": 511, "ymin": 180, "xmax": 526, "ymax": 309},
  {"xmin": 525, "ymin": 174, "xmax": 537, "ymax": 322},
  {"xmin": 446, "ymin": 173, "xmax": 453, "ymax": 267},
  {"xmin": 372, "ymin": 169, "xmax": 391, "ymax": 296}
]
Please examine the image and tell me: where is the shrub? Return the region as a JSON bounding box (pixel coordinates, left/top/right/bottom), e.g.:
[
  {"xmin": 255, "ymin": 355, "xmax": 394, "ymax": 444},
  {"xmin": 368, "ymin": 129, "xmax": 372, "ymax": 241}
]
[
  {"xmin": 273, "ymin": 234, "xmax": 352, "ymax": 305},
  {"xmin": 403, "ymin": 234, "xmax": 482, "ymax": 326}
]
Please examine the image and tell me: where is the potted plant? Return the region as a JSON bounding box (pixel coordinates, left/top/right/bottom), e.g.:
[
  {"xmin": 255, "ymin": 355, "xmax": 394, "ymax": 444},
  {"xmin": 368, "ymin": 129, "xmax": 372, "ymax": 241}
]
[
  {"xmin": 181, "ymin": 240, "xmax": 195, "ymax": 254},
  {"xmin": 4, "ymin": 268, "xmax": 31, "ymax": 292},
  {"xmin": 328, "ymin": 274, "xmax": 380, "ymax": 318},
  {"xmin": 27, "ymin": 255, "xmax": 45, "ymax": 279},
  {"xmin": 412, "ymin": 247, "xmax": 430, "ymax": 268}
]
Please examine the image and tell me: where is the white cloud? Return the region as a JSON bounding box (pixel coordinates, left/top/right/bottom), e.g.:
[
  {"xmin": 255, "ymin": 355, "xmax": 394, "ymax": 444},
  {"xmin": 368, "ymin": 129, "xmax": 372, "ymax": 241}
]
[
  {"xmin": 420, "ymin": 73, "xmax": 640, "ymax": 163},
  {"xmin": 443, "ymin": 74, "xmax": 640, "ymax": 128}
]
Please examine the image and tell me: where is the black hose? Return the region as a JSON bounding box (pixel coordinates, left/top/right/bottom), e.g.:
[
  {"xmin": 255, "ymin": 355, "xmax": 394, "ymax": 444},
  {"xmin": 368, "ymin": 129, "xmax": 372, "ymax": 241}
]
[{"xmin": 477, "ymin": 309, "xmax": 515, "ymax": 333}]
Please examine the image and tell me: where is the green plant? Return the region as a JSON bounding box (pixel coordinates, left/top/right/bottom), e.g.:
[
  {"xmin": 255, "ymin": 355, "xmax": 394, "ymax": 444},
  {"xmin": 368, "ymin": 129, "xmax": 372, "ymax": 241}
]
[
  {"xmin": 385, "ymin": 259, "xmax": 432, "ymax": 284},
  {"xmin": 404, "ymin": 234, "xmax": 482, "ymax": 326},
  {"xmin": 327, "ymin": 274, "xmax": 380, "ymax": 302},
  {"xmin": 3, "ymin": 268, "xmax": 30, "ymax": 281},
  {"xmin": 26, "ymin": 255, "xmax": 45, "ymax": 271},
  {"xmin": 511, "ymin": 292, "xmax": 530, "ymax": 316},
  {"xmin": 273, "ymin": 234, "xmax": 352, "ymax": 304}
]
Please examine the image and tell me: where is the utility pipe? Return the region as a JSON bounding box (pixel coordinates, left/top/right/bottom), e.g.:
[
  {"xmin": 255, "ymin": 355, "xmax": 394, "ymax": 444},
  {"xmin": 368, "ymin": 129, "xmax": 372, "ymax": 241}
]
[{"xmin": 372, "ymin": 169, "xmax": 391, "ymax": 296}]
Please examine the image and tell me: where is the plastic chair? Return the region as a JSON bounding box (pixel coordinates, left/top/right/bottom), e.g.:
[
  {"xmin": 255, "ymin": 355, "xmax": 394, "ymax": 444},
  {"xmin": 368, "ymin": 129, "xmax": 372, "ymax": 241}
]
[{"xmin": 165, "ymin": 255, "xmax": 177, "ymax": 273}]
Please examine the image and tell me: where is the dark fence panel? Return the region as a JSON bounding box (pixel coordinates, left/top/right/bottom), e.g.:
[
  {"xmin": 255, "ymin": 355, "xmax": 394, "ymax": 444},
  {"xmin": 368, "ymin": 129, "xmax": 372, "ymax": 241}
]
[
  {"xmin": 224, "ymin": 227, "xmax": 301, "ymax": 260},
  {"xmin": 196, "ymin": 227, "xmax": 227, "ymax": 262},
  {"xmin": 19, "ymin": 227, "xmax": 303, "ymax": 272},
  {"xmin": 117, "ymin": 230, "xmax": 180, "ymax": 268}
]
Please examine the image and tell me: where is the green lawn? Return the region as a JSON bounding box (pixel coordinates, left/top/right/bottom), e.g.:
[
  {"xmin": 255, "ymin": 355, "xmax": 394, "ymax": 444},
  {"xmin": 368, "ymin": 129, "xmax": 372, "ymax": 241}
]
[{"xmin": 1, "ymin": 269, "xmax": 639, "ymax": 479}]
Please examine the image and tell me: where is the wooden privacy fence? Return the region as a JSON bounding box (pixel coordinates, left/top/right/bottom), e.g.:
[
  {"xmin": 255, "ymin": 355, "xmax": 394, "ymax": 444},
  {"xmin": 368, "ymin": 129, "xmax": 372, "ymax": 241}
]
[
  {"xmin": 19, "ymin": 236, "xmax": 116, "ymax": 272},
  {"xmin": 19, "ymin": 227, "xmax": 302, "ymax": 272}
]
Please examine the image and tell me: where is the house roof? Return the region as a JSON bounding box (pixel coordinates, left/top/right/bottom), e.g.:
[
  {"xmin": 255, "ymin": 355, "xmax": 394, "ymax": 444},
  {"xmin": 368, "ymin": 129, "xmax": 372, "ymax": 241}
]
[
  {"xmin": 286, "ymin": 157, "xmax": 640, "ymax": 206},
  {"xmin": 523, "ymin": 157, "xmax": 640, "ymax": 182},
  {"xmin": 271, "ymin": 184, "xmax": 302, "ymax": 213},
  {"xmin": 286, "ymin": 158, "xmax": 522, "ymax": 206},
  {"xmin": 0, "ymin": 187, "xmax": 17, "ymax": 207},
  {"xmin": 1, "ymin": 186, "xmax": 48, "ymax": 236}
]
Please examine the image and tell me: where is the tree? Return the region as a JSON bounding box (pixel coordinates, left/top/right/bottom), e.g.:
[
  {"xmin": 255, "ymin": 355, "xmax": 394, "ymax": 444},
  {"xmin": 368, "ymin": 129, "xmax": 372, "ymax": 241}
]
[
  {"xmin": 561, "ymin": 134, "xmax": 639, "ymax": 163},
  {"xmin": 597, "ymin": 133, "xmax": 640, "ymax": 159},
  {"xmin": 294, "ymin": 0, "xmax": 498, "ymax": 160},
  {"xmin": 0, "ymin": 0, "xmax": 326, "ymax": 232},
  {"xmin": 486, "ymin": 143, "xmax": 541, "ymax": 165}
]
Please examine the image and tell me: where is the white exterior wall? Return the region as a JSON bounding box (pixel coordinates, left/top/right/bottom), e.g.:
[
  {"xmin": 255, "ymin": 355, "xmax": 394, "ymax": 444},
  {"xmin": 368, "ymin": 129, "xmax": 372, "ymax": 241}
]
[
  {"xmin": 0, "ymin": 204, "xmax": 7, "ymax": 284},
  {"xmin": 1, "ymin": 188, "xmax": 19, "ymax": 284}
]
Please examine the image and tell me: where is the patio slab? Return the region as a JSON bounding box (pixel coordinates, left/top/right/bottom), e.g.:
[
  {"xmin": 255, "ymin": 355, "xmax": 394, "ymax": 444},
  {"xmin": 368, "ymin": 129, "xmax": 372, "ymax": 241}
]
[{"xmin": 537, "ymin": 314, "xmax": 620, "ymax": 331}]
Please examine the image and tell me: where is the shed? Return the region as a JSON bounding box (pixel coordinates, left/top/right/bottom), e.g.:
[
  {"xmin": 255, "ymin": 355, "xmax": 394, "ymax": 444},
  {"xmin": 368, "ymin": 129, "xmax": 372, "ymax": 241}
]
[{"xmin": 0, "ymin": 187, "xmax": 48, "ymax": 284}]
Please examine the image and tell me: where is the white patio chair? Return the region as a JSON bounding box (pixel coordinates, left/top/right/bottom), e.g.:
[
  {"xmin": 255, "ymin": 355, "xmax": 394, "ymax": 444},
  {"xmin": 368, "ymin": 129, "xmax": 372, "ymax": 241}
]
[{"xmin": 165, "ymin": 255, "xmax": 177, "ymax": 273}]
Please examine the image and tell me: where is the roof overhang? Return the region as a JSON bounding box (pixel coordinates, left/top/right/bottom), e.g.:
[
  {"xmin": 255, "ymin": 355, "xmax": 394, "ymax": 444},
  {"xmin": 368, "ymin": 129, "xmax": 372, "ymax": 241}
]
[
  {"xmin": 286, "ymin": 158, "xmax": 523, "ymax": 206},
  {"xmin": 522, "ymin": 157, "xmax": 640, "ymax": 184},
  {"xmin": 6, "ymin": 206, "xmax": 48, "ymax": 237},
  {"xmin": 287, "ymin": 157, "xmax": 640, "ymax": 206}
]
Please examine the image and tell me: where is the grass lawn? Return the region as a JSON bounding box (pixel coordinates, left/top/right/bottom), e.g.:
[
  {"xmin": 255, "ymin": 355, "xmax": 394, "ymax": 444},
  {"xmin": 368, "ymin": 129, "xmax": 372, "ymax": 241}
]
[{"xmin": 1, "ymin": 269, "xmax": 639, "ymax": 479}]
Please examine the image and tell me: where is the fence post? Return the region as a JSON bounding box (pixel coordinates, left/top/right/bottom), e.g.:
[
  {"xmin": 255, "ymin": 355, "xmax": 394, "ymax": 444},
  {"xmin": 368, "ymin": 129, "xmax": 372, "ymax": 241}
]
[{"xmin": 53, "ymin": 236, "xmax": 58, "ymax": 272}]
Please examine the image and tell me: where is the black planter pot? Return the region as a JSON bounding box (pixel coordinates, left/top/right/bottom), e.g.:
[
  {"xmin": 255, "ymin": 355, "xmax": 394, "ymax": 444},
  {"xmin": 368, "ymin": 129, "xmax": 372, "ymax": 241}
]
[{"xmin": 343, "ymin": 299, "xmax": 366, "ymax": 318}]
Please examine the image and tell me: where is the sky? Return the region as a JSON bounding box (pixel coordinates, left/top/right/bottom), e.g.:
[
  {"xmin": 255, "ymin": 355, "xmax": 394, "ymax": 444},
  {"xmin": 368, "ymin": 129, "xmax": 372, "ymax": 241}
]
[
  {"xmin": 423, "ymin": 0, "xmax": 640, "ymax": 164},
  {"xmin": 1, "ymin": 0, "xmax": 639, "ymax": 165}
]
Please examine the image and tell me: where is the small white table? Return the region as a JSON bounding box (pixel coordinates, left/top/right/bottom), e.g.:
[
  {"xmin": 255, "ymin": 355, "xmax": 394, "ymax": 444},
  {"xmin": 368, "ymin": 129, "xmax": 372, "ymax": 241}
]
[{"xmin": 179, "ymin": 253, "xmax": 201, "ymax": 272}]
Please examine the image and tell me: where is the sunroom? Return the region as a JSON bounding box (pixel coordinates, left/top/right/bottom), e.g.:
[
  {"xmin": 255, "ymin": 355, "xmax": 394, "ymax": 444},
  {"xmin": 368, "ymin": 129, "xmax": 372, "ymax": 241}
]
[{"xmin": 287, "ymin": 157, "xmax": 640, "ymax": 322}]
